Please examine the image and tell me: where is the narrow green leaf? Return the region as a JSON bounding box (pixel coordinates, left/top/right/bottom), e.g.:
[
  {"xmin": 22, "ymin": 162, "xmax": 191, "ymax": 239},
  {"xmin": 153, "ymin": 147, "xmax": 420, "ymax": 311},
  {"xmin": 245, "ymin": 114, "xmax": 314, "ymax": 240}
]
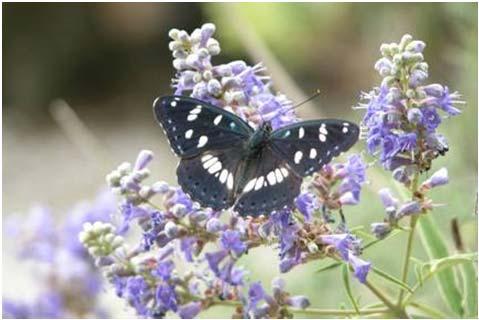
[
  {"xmin": 316, "ymin": 262, "xmax": 341, "ymax": 274},
  {"xmin": 460, "ymin": 261, "xmax": 478, "ymax": 317},
  {"xmin": 417, "ymin": 214, "xmax": 464, "ymax": 316},
  {"xmin": 372, "ymin": 266, "xmax": 413, "ymax": 292},
  {"xmin": 341, "ymin": 264, "xmax": 360, "ymax": 314}
]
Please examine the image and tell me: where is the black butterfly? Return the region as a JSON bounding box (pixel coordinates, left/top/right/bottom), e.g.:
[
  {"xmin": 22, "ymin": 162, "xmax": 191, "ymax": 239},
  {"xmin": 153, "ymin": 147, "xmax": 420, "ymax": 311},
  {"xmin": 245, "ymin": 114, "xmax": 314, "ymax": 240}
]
[{"xmin": 153, "ymin": 95, "xmax": 359, "ymax": 216}]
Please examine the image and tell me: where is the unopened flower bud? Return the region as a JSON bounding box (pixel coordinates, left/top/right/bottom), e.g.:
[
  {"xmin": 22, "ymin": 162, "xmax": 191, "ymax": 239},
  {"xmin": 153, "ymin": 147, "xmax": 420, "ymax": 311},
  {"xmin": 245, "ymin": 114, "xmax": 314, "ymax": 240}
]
[
  {"xmin": 134, "ymin": 150, "xmax": 154, "ymax": 171},
  {"xmin": 371, "ymin": 222, "xmax": 392, "ymax": 239},
  {"xmin": 421, "ymin": 168, "xmax": 448, "ymax": 190},
  {"xmin": 165, "ymin": 221, "xmax": 179, "ymax": 238}
]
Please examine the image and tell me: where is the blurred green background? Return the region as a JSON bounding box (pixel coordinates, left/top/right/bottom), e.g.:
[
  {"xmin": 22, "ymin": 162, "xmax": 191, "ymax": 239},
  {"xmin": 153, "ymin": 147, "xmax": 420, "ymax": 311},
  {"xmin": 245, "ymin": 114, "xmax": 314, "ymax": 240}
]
[{"xmin": 3, "ymin": 3, "xmax": 477, "ymax": 318}]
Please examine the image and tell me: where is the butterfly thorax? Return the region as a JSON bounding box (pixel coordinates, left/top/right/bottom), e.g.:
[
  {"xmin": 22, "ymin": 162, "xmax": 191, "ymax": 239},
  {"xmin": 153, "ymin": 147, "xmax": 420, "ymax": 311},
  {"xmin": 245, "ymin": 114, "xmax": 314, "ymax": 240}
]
[{"xmin": 245, "ymin": 122, "xmax": 273, "ymax": 155}]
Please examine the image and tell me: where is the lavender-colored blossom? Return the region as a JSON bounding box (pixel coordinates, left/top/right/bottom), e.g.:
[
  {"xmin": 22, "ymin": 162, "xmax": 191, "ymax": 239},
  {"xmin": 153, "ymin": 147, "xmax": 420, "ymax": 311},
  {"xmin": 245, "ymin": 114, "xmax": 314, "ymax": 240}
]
[
  {"xmin": 286, "ymin": 295, "xmax": 311, "ymax": 309},
  {"xmin": 220, "ymin": 230, "xmax": 246, "ymax": 256},
  {"xmin": 348, "ymin": 251, "xmax": 371, "ymax": 283},
  {"xmin": 421, "ymin": 167, "xmax": 448, "ymax": 190},
  {"xmin": 359, "ymin": 34, "xmax": 462, "ymax": 172},
  {"xmin": 370, "ymin": 222, "xmax": 392, "ymax": 239},
  {"xmin": 178, "ymin": 302, "xmax": 202, "ymax": 319},
  {"xmin": 396, "ymin": 201, "xmax": 421, "ymax": 218},
  {"xmin": 295, "ymin": 192, "xmax": 316, "ymax": 222},
  {"xmin": 319, "ymin": 233, "xmax": 362, "ymax": 259}
]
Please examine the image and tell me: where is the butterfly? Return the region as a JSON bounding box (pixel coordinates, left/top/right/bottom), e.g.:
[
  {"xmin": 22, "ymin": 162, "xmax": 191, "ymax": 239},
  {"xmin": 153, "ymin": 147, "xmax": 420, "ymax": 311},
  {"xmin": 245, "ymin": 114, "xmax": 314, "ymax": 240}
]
[{"xmin": 153, "ymin": 95, "xmax": 359, "ymax": 216}]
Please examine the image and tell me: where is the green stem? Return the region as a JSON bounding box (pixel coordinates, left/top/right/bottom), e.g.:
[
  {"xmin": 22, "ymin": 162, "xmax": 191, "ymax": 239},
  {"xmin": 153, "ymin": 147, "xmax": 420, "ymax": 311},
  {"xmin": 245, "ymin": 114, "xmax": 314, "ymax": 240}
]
[
  {"xmin": 397, "ymin": 215, "xmax": 418, "ymax": 304},
  {"xmin": 364, "ymin": 280, "xmax": 408, "ymax": 318},
  {"xmin": 397, "ymin": 172, "xmax": 420, "ymax": 306},
  {"xmin": 211, "ymin": 299, "xmax": 388, "ymax": 316}
]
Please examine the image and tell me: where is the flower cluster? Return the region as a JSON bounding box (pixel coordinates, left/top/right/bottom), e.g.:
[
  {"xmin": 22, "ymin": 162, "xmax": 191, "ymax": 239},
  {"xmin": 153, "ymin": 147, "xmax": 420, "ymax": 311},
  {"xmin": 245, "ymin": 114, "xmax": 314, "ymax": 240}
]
[
  {"xmin": 79, "ymin": 24, "xmax": 371, "ymax": 319},
  {"xmin": 371, "ymin": 167, "xmax": 449, "ymax": 239},
  {"xmin": 2, "ymin": 191, "xmax": 115, "ymax": 318},
  {"xmin": 169, "ymin": 23, "xmax": 297, "ymax": 129},
  {"xmin": 358, "ymin": 34, "xmax": 463, "ymax": 180}
]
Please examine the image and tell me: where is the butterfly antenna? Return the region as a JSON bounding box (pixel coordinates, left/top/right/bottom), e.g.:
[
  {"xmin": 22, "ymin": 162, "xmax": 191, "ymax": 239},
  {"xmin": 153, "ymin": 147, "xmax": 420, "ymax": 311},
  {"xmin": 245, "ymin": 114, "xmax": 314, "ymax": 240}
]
[{"xmin": 291, "ymin": 89, "xmax": 321, "ymax": 111}]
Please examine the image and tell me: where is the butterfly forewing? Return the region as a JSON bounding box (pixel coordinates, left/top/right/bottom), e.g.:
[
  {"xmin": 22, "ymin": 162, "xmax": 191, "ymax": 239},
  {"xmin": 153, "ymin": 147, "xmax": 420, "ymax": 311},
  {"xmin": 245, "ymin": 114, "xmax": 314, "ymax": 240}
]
[
  {"xmin": 176, "ymin": 148, "xmax": 243, "ymax": 210},
  {"xmin": 270, "ymin": 120, "xmax": 359, "ymax": 177},
  {"xmin": 233, "ymin": 146, "xmax": 302, "ymax": 216},
  {"xmin": 154, "ymin": 96, "xmax": 253, "ymax": 158}
]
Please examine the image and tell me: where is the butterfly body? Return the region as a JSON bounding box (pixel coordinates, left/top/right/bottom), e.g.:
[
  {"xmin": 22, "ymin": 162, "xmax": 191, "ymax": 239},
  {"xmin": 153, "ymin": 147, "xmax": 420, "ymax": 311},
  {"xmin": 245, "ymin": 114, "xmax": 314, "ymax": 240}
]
[{"xmin": 154, "ymin": 95, "xmax": 359, "ymax": 216}]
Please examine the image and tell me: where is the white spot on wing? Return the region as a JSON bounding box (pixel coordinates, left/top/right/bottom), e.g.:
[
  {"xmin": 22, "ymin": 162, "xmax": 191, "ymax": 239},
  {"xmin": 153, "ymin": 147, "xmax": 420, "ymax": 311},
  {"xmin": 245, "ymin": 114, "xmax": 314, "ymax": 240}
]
[
  {"xmin": 320, "ymin": 124, "xmax": 328, "ymax": 135},
  {"xmin": 190, "ymin": 106, "xmax": 202, "ymax": 115},
  {"xmin": 342, "ymin": 127, "xmax": 349, "ymax": 133},
  {"xmin": 275, "ymin": 169, "xmax": 284, "ymax": 183},
  {"xmin": 201, "ymin": 154, "xmax": 213, "ymax": 163},
  {"xmin": 294, "ymin": 151, "xmax": 303, "ymax": 164},
  {"xmin": 227, "ymin": 173, "xmax": 234, "ymax": 190},
  {"xmin": 213, "ymin": 115, "xmax": 223, "ymax": 125},
  {"xmin": 298, "ymin": 127, "xmax": 305, "ymax": 139},
  {"xmin": 174, "ymin": 97, "xmax": 180, "ymax": 101},
  {"xmin": 254, "ymin": 176, "xmax": 264, "ymax": 190},
  {"xmin": 310, "ymin": 148, "xmax": 317, "ymax": 159},
  {"xmin": 319, "ymin": 134, "xmax": 326, "ymax": 142},
  {"xmin": 243, "ymin": 179, "xmax": 256, "ymax": 193},
  {"xmin": 219, "ymin": 169, "xmax": 228, "ymax": 184},
  {"xmin": 203, "ymin": 157, "xmax": 217, "ymax": 169},
  {"xmin": 208, "ymin": 161, "xmax": 222, "ymax": 174},
  {"xmin": 267, "ymin": 171, "xmax": 277, "ymax": 185},
  {"xmin": 187, "ymin": 114, "xmax": 198, "ymax": 121},
  {"xmin": 185, "ymin": 129, "xmax": 193, "ymax": 139},
  {"xmin": 170, "ymin": 101, "xmax": 177, "ymax": 107},
  {"xmin": 197, "ymin": 136, "xmax": 208, "ymax": 148},
  {"xmin": 280, "ymin": 167, "xmax": 289, "ymax": 177}
]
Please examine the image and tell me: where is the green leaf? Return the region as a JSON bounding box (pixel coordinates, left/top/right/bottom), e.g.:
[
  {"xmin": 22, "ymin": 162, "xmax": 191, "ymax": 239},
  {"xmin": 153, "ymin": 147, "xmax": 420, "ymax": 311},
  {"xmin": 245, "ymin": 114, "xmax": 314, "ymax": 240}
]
[
  {"xmin": 460, "ymin": 260, "xmax": 478, "ymax": 317},
  {"xmin": 371, "ymin": 266, "xmax": 413, "ymax": 292},
  {"xmin": 316, "ymin": 261, "xmax": 341, "ymax": 274},
  {"xmin": 421, "ymin": 253, "xmax": 477, "ymax": 276},
  {"xmin": 417, "ymin": 214, "xmax": 464, "ymax": 316},
  {"xmin": 341, "ymin": 263, "xmax": 360, "ymax": 314}
]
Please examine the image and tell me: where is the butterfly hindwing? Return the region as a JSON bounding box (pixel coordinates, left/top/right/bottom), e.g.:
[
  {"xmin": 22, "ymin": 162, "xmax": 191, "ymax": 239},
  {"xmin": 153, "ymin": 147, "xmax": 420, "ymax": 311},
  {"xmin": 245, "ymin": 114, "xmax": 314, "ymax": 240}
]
[
  {"xmin": 176, "ymin": 148, "xmax": 243, "ymax": 210},
  {"xmin": 270, "ymin": 120, "xmax": 359, "ymax": 177},
  {"xmin": 154, "ymin": 96, "xmax": 253, "ymax": 158},
  {"xmin": 233, "ymin": 146, "xmax": 302, "ymax": 216}
]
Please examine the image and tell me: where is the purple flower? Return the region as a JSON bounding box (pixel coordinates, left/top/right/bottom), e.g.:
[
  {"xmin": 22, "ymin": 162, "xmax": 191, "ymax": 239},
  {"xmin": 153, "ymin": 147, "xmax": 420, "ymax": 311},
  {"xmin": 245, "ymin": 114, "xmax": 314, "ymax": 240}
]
[
  {"xmin": 156, "ymin": 284, "xmax": 178, "ymax": 314},
  {"xmin": 220, "ymin": 230, "xmax": 246, "ymax": 256},
  {"xmin": 295, "ymin": 192, "xmax": 316, "ymax": 222},
  {"xmin": 178, "ymin": 302, "xmax": 202, "ymax": 319},
  {"xmin": 371, "ymin": 222, "xmax": 392, "ymax": 239},
  {"xmin": 319, "ymin": 233, "xmax": 362, "ymax": 259},
  {"xmin": 286, "ymin": 295, "xmax": 310, "ymax": 309},
  {"xmin": 134, "ymin": 150, "xmax": 154, "ymax": 171},
  {"xmin": 348, "ymin": 251, "xmax": 371, "ymax": 283},
  {"xmin": 421, "ymin": 167, "xmax": 448, "ymax": 189},
  {"xmin": 153, "ymin": 260, "xmax": 174, "ymax": 281},
  {"xmin": 396, "ymin": 201, "xmax": 421, "ymax": 218}
]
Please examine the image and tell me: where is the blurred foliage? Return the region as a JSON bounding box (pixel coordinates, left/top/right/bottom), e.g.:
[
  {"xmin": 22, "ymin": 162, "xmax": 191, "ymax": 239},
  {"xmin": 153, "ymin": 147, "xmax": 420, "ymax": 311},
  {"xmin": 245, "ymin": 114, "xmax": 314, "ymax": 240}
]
[{"xmin": 3, "ymin": 3, "xmax": 477, "ymax": 318}]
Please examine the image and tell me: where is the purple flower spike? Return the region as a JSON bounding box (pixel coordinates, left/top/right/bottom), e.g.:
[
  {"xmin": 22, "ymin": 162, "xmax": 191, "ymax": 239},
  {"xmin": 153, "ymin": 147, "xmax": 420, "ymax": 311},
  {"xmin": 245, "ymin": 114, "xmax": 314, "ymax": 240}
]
[
  {"xmin": 421, "ymin": 167, "xmax": 448, "ymax": 190},
  {"xmin": 178, "ymin": 302, "xmax": 202, "ymax": 319},
  {"xmin": 348, "ymin": 251, "xmax": 371, "ymax": 283}
]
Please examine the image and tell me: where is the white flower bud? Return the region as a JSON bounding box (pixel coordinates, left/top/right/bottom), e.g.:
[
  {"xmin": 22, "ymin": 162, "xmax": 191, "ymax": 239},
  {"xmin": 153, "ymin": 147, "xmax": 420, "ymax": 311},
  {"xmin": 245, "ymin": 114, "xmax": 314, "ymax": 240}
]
[
  {"xmin": 178, "ymin": 30, "xmax": 189, "ymax": 43},
  {"xmin": 165, "ymin": 221, "xmax": 179, "ymax": 238},
  {"xmin": 399, "ymin": 34, "xmax": 413, "ymax": 50},
  {"xmin": 151, "ymin": 181, "xmax": 170, "ymax": 194},
  {"xmin": 117, "ymin": 162, "xmax": 132, "ymax": 175},
  {"xmin": 168, "ymin": 28, "xmax": 180, "ymax": 40},
  {"xmin": 169, "ymin": 40, "xmax": 183, "ymax": 52},
  {"xmin": 172, "ymin": 204, "xmax": 187, "ymax": 218},
  {"xmin": 190, "ymin": 29, "xmax": 202, "ymax": 44}
]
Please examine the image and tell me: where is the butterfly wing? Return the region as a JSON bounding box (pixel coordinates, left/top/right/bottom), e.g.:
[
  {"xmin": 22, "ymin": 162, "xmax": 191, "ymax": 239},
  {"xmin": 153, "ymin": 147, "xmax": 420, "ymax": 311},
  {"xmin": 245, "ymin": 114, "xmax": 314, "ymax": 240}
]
[
  {"xmin": 153, "ymin": 96, "xmax": 254, "ymax": 158},
  {"xmin": 270, "ymin": 120, "xmax": 359, "ymax": 176},
  {"xmin": 177, "ymin": 148, "xmax": 244, "ymax": 210},
  {"xmin": 233, "ymin": 146, "xmax": 302, "ymax": 216}
]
